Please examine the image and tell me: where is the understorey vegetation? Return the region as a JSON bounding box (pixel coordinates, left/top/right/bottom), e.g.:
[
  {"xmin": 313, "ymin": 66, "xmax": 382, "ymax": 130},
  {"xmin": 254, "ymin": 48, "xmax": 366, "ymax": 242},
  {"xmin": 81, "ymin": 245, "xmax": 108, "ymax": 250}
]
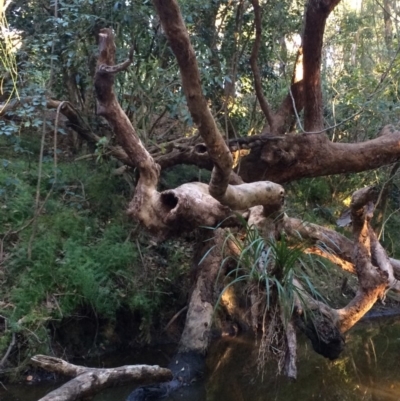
[
  {"xmin": 2, "ymin": 0, "xmax": 400, "ymax": 399},
  {"xmin": 0, "ymin": 136, "xmax": 193, "ymax": 376}
]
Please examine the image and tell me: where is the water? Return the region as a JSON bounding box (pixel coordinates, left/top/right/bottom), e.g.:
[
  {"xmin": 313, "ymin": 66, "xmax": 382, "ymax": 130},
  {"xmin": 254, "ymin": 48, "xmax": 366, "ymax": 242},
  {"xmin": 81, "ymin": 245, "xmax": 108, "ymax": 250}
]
[{"xmin": 2, "ymin": 317, "xmax": 400, "ymax": 401}]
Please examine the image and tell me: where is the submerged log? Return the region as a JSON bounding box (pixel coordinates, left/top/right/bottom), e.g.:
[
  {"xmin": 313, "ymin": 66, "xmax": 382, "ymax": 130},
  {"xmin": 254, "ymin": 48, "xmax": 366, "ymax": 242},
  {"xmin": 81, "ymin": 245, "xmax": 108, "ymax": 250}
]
[{"xmin": 31, "ymin": 355, "xmax": 172, "ymax": 401}]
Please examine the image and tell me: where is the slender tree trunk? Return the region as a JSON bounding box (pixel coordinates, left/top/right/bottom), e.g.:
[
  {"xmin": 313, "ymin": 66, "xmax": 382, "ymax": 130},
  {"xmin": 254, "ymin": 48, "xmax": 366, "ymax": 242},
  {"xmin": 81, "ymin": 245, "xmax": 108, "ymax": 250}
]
[
  {"xmin": 302, "ymin": 0, "xmax": 341, "ymax": 132},
  {"xmin": 383, "ymin": 0, "xmax": 393, "ymax": 53},
  {"xmin": 127, "ymin": 229, "xmax": 226, "ymax": 400}
]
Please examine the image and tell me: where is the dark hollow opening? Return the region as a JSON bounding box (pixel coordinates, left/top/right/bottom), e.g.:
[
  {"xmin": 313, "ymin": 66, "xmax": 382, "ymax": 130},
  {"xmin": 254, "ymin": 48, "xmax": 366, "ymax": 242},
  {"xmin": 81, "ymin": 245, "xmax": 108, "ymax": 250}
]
[
  {"xmin": 194, "ymin": 144, "xmax": 208, "ymax": 154},
  {"xmin": 160, "ymin": 192, "xmax": 179, "ymax": 211}
]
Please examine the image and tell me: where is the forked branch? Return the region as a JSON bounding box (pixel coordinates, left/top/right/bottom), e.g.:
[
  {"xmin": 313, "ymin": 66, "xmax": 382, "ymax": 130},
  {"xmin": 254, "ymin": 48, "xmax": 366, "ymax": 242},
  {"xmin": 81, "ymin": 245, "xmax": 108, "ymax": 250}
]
[
  {"xmin": 153, "ymin": 0, "xmax": 284, "ymax": 212},
  {"xmin": 92, "ymin": 28, "xmax": 278, "ymax": 238},
  {"xmin": 95, "ymin": 29, "xmax": 159, "ymax": 190}
]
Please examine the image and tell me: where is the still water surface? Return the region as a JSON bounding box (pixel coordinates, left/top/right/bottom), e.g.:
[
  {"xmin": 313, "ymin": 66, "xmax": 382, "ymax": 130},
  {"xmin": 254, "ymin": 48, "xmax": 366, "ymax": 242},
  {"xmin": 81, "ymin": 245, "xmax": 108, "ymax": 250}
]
[{"xmin": 2, "ymin": 317, "xmax": 400, "ymax": 401}]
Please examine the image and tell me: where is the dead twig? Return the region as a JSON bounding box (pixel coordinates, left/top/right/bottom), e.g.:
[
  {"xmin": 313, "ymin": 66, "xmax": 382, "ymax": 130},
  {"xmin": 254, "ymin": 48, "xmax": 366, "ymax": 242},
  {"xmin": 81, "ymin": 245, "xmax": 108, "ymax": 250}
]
[
  {"xmin": 0, "ymin": 332, "xmax": 16, "ymax": 370},
  {"xmin": 163, "ymin": 306, "xmax": 188, "ymax": 332}
]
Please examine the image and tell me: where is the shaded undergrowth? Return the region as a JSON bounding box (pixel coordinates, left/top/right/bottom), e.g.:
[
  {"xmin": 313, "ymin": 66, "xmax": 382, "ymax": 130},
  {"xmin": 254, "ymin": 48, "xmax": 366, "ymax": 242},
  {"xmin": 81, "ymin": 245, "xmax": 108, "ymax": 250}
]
[{"xmin": 0, "ymin": 136, "xmax": 191, "ymax": 378}]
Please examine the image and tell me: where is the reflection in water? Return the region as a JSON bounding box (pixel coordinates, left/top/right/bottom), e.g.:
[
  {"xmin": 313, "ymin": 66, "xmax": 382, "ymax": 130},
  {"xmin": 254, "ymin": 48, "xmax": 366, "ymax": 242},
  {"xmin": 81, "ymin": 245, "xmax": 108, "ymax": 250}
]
[
  {"xmin": 204, "ymin": 317, "xmax": 400, "ymax": 401},
  {"xmin": 2, "ymin": 317, "xmax": 400, "ymax": 401}
]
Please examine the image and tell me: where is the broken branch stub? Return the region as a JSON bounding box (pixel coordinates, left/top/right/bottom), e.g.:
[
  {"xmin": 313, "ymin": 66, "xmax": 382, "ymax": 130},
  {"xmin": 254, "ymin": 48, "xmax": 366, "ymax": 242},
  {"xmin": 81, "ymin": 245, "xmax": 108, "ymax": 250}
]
[
  {"xmin": 220, "ymin": 181, "xmax": 284, "ymax": 210},
  {"xmin": 95, "ymin": 28, "xmax": 159, "ymax": 189}
]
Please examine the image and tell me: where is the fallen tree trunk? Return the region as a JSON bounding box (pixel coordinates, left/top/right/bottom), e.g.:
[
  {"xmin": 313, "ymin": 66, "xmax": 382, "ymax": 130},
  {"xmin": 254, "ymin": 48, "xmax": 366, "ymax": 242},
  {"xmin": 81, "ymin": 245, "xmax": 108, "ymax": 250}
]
[{"xmin": 31, "ymin": 355, "xmax": 172, "ymax": 401}]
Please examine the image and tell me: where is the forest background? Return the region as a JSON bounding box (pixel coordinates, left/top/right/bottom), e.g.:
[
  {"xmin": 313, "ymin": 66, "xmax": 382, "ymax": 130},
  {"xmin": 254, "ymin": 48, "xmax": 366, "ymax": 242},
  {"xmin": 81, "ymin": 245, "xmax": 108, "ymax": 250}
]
[{"xmin": 2, "ymin": 0, "xmax": 400, "ymax": 381}]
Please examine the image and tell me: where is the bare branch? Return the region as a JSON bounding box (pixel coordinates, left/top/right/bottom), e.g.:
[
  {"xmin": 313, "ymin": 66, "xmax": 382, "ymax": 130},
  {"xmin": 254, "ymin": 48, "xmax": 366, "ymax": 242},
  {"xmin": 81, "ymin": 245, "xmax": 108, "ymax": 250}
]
[
  {"xmin": 249, "ymin": 0, "xmax": 275, "ymax": 131},
  {"xmin": 32, "ymin": 355, "xmax": 172, "ymax": 401},
  {"xmin": 273, "ymin": 48, "xmax": 304, "ymax": 134},
  {"xmin": 333, "ymin": 186, "xmax": 396, "ymax": 330},
  {"xmin": 284, "ymin": 215, "xmax": 400, "ymax": 289},
  {"xmin": 153, "ymin": 0, "xmax": 284, "ymax": 211},
  {"xmin": 95, "ymin": 28, "xmax": 159, "ymax": 190},
  {"xmin": 152, "ymin": 0, "xmax": 231, "ymax": 199},
  {"xmin": 0, "ymin": 333, "xmax": 15, "ymax": 369},
  {"xmin": 285, "ymin": 186, "xmax": 396, "ymax": 333},
  {"xmin": 283, "ymin": 318, "xmax": 297, "ymax": 379}
]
